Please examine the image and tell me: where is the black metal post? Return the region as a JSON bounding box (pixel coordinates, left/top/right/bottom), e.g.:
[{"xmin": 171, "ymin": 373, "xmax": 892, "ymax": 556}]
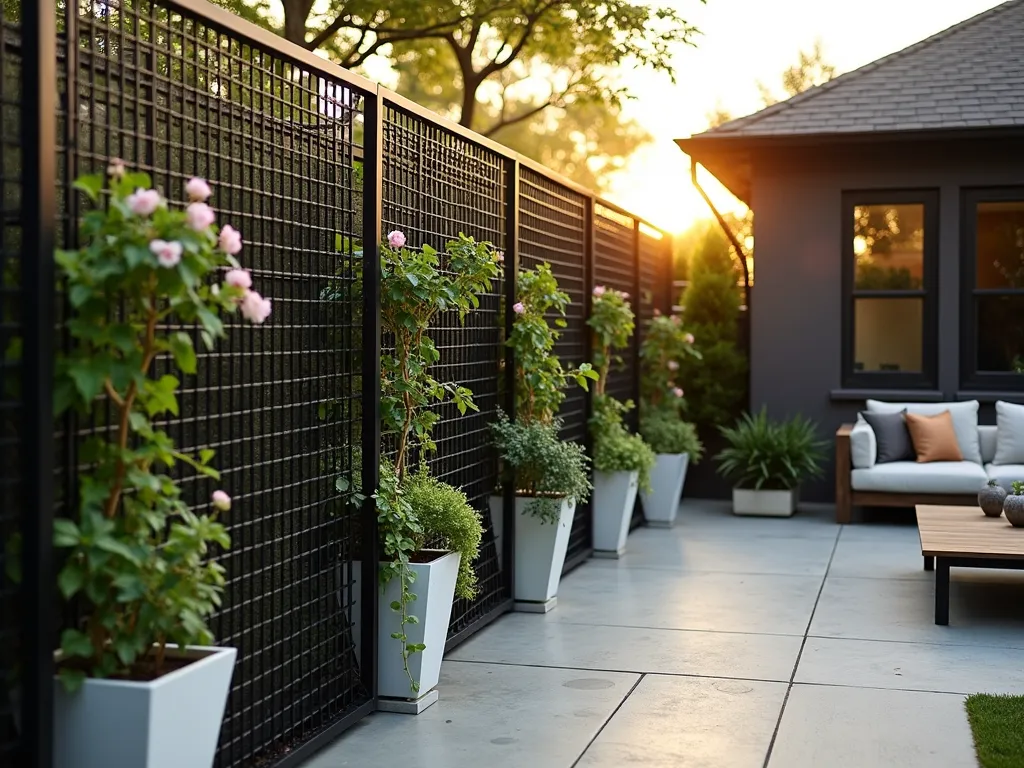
[
  {"xmin": 631, "ymin": 218, "xmax": 642, "ymax": 430},
  {"xmin": 502, "ymin": 158, "xmax": 519, "ymax": 600},
  {"xmin": 360, "ymin": 89, "xmax": 384, "ymax": 704},
  {"xmin": 22, "ymin": 3, "xmax": 57, "ymax": 767},
  {"xmin": 934, "ymin": 557, "xmax": 950, "ymax": 625},
  {"xmin": 583, "ymin": 197, "xmax": 596, "ymax": 550},
  {"xmin": 924, "ymin": 555, "xmax": 934, "ymax": 572}
]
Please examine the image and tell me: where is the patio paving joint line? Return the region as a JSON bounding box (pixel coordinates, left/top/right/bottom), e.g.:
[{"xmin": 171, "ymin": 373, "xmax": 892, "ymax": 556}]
[{"xmin": 569, "ymin": 673, "xmax": 647, "ymax": 768}]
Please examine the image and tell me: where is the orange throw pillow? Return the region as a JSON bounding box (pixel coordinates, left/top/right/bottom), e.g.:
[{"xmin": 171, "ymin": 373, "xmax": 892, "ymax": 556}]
[{"xmin": 905, "ymin": 411, "xmax": 963, "ymax": 463}]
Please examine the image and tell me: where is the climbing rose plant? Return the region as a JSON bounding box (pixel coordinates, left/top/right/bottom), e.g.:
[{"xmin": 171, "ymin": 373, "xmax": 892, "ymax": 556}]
[
  {"xmin": 50, "ymin": 163, "xmax": 270, "ymax": 691},
  {"xmin": 639, "ymin": 313, "xmax": 701, "ymax": 412}
]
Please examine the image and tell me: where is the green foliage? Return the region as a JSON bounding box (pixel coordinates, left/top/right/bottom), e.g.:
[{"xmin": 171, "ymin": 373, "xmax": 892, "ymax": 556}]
[
  {"xmin": 965, "ymin": 693, "xmax": 1024, "ymax": 768},
  {"xmin": 490, "ymin": 415, "xmax": 592, "ymax": 523},
  {"xmin": 379, "ymin": 232, "xmax": 501, "ymax": 480},
  {"xmin": 715, "ymin": 408, "xmax": 826, "ymax": 491},
  {"xmin": 640, "ymin": 407, "xmax": 704, "ymax": 461},
  {"xmin": 402, "ymin": 467, "xmax": 483, "ymax": 601},
  {"xmin": 854, "ymin": 263, "xmax": 921, "ymax": 290},
  {"xmin": 1013, "ymin": 481, "xmax": 1024, "ymax": 496},
  {"xmin": 43, "ymin": 166, "xmax": 264, "ymax": 690},
  {"xmin": 588, "ymin": 286, "xmax": 635, "ymax": 398},
  {"xmin": 590, "ymin": 396, "xmax": 655, "ymax": 490},
  {"xmin": 639, "ymin": 313, "xmax": 701, "ymax": 411},
  {"xmin": 508, "ymin": 263, "xmax": 597, "ymax": 424}
]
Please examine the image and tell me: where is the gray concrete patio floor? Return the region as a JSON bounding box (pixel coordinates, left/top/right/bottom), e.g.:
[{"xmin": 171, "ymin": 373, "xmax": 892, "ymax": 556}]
[{"xmin": 304, "ymin": 500, "xmax": 1024, "ymax": 767}]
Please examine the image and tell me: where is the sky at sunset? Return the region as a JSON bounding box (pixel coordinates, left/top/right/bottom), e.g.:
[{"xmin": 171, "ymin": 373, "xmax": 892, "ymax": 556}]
[{"xmin": 609, "ymin": 0, "xmax": 1006, "ymax": 232}]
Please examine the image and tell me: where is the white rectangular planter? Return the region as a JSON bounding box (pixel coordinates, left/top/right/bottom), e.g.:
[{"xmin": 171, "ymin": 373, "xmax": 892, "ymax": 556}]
[
  {"xmin": 593, "ymin": 470, "xmax": 639, "ymax": 555},
  {"xmin": 732, "ymin": 488, "xmax": 796, "ymax": 517},
  {"xmin": 639, "ymin": 453, "xmax": 689, "ymax": 527},
  {"xmin": 490, "ymin": 495, "xmax": 575, "ymax": 604},
  {"xmin": 53, "ymin": 645, "xmax": 236, "ymax": 768}
]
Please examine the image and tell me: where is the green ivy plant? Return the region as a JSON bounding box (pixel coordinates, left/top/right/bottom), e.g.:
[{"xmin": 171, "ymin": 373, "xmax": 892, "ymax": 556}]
[
  {"xmin": 715, "ymin": 408, "xmax": 826, "ymax": 490},
  {"xmin": 376, "ymin": 229, "xmax": 496, "ymax": 692},
  {"xmin": 44, "ymin": 163, "xmax": 270, "ymax": 691}
]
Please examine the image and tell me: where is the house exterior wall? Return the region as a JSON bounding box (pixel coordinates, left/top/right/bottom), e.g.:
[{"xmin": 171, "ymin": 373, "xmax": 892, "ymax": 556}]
[{"xmin": 749, "ymin": 138, "xmax": 1024, "ymax": 502}]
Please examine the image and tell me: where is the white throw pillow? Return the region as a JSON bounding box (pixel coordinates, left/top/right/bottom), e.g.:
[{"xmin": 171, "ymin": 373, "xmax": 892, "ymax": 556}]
[
  {"xmin": 994, "ymin": 401, "xmax": 1024, "ymax": 465},
  {"xmin": 866, "ymin": 400, "xmax": 982, "ymax": 464},
  {"xmin": 849, "ymin": 416, "xmax": 876, "ymax": 469}
]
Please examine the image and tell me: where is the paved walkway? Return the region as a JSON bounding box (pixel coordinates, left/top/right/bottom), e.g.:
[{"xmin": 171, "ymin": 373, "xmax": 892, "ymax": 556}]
[{"xmin": 305, "ymin": 501, "xmax": 1024, "ymax": 767}]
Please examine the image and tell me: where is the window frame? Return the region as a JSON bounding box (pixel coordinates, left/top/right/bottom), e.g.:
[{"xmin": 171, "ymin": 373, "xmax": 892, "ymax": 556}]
[
  {"xmin": 840, "ymin": 189, "xmax": 939, "ymax": 390},
  {"xmin": 960, "ymin": 186, "xmax": 1024, "ymax": 391}
]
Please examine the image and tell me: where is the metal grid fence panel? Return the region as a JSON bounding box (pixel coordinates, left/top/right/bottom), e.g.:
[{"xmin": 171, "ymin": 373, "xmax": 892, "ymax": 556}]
[
  {"xmin": 517, "ymin": 168, "xmax": 592, "ymax": 571},
  {"xmin": 381, "ymin": 101, "xmax": 510, "ymax": 643},
  {"xmin": 59, "ymin": 2, "xmax": 370, "ymax": 765}
]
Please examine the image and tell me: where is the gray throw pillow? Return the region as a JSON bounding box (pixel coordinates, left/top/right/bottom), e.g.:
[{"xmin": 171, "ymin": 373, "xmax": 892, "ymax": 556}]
[
  {"xmin": 994, "ymin": 401, "xmax": 1024, "ymax": 465},
  {"xmin": 860, "ymin": 410, "xmax": 915, "ymax": 464}
]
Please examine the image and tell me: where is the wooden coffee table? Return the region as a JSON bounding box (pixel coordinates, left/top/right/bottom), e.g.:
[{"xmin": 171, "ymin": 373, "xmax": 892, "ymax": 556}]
[{"xmin": 917, "ymin": 504, "xmax": 1024, "ymax": 625}]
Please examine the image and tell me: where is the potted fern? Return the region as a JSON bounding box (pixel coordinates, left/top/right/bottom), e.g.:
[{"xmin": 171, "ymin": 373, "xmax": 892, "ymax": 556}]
[
  {"xmin": 491, "ymin": 264, "xmax": 595, "ymax": 610},
  {"xmin": 45, "ymin": 166, "xmax": 269, "ymax": 767},
  {"xmin": 715, "ymin": 408, "xmax": 826, "ymax": 517},
  {"xmin": 588, "ymin": 287, "xmax": 655, "ymax": 555},
  {"xmin": 639, "ymin": 313, "xmax": 703, "ymax": 526}
]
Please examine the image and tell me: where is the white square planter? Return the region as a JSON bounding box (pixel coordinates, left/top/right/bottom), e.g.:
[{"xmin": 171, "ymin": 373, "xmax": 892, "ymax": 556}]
[
  {"xmin": 593, "ymin": 470, "xmax": 639, "ymax": 555},
  {"xmin": 489, "ymin": 495, "xmax": 575, "ymax": 605},
  {"xmin": 639, "ymin": 453, "xmax": 689, "ymax": 527},
  {"xmin": 732, "ymin": 488, "xmax": 796, "ymax": 517},
  {"xmin": 53, "ymin": 645, "xmax": 236, "ymax": 768}
]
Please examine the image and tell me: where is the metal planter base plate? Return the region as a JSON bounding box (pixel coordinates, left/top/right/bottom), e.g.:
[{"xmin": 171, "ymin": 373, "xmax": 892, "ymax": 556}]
[
  {"xmin": 514, "ymin": 597, "xmax": 558, "ymax": 614},
  {"xmin": 646, "ymin": 520, "xmax": 673, "ymax": 529},
  {"xmin": 377, "ymin": 689, "xmax": 440, "ymax": 715},
  {"xmin": 592, "ymin": 548, "xmax": 625, "ymax": 559}
]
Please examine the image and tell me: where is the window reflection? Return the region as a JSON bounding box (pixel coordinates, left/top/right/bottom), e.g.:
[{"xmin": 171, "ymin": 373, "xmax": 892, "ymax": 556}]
[{"xmin": 853, "ymin": 204, "xmax": 924, "ymax": 289}]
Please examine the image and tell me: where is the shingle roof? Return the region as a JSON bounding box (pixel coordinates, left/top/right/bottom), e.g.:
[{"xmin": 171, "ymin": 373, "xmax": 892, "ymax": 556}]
[{"xmin": 700, "ymin": 0, "xmax": 1024, "ymax": 138}]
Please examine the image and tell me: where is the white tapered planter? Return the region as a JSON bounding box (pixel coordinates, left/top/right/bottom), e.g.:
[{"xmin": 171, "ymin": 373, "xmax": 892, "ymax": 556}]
[
  {"xmin": 593, "ymin": 470, "xmax": 639, "ymax": 555},
  {"xmin": 732, "ymin": 488, "xmax": 796, "ymax": 517},
  {"xmin": 489, "ymin": 495, "xmax": 575, "ymax": 605},
  {"xmin": 640, "ymin": 453, "xmax": 689, "ymax": 527},
  {"xmin": 53, "ymin": 645, "xmax": 236, "ymax": 768}
]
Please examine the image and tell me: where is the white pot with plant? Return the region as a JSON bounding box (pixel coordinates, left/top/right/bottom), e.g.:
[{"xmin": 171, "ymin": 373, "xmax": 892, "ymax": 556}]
[
  {"xmin": 489, "ymin": 264, "xmax": 595, "ymax": 610},
  {"xmin": 587, "ymin": 286, "xmax": 655, "ymax": 556},
  {"xmin": 27, "ymin": 166, "xmax": 270, "ymax": 767},
  {"xmin": 365, "ymin": 230, "xmax": 495, "ymax": 711},
  {"xmin": 637, "ymin": 313, "xmax": 704, "ymax": 527},
  {"xmin": 715, "ymin": 408, "xmax": 826, "ymax": 517}
]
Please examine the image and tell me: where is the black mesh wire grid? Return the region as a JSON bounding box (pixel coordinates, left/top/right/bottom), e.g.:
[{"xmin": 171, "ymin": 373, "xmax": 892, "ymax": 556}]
[
  {"xmin": 56, "ymin": 2, "xmax": 371, "ymax": 765},
  {"xmin": 517, "ymin": 168, "xmax": 593, "ymax": 572},
  {"xmin": 380, "ymin": 99, "xmax": 510, "ymax": 644}
]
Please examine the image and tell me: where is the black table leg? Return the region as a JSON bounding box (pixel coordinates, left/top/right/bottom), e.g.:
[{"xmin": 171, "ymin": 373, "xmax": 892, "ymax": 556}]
[
  {"xmin": 924, "ymin": 556, "xmax": 933, "ymax": 572},
  {"xmin": 934, "ymin": 557, "xmax": 949, "ymax": 626}
]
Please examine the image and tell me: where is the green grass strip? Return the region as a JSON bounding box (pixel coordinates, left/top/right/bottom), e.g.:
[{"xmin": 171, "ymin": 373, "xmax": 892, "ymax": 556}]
[{"xmin": 966, "ymin": 694, "xmax": 1024, "ymax": 768}]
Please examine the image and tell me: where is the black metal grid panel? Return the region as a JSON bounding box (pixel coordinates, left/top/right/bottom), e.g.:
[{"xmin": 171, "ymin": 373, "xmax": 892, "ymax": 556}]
[
  {"xmin": 517, "ymin": 167, "xmax": 592, "ymax": 572},
  {"xmin": 593, "ymin": 205, "xmax": 638, "ymax": 429},
  {"xmin": 59, "ymin": 2, "xmax": 370, "ymax": 765},
  {"xmin": 638, "ymin": 227, "xmax": 671, "ymax": 341},
  {"xmin": 0, "ymin": 1, "xmax": 22, "ymax": 758},
  {"xmin": 381, "ymin": 100, "xmax": 509, "ymax": 643}
]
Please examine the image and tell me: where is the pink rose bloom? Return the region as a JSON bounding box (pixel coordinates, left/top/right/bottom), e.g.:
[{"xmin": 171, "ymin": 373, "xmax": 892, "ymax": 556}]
[
  {"xmin": 107, "ymin": 158, "xmax": 125, "ymax": 179},
  {"xmin": 211, "ymin": 490, "xmax": 231, "ymax": 511},
  {"xmin": 621, "ymin": 292, "xmax": 630, "ymax": 300},
  {"xmin": 186, "ymin": 202, "xmax": 216, "ymax": 231},
  {"xmin": 225, "ymin": 268, "xmax": 252, "ymax": 290},
  {"xmin": 673, "ymin": 387, "xmax": 684, "ymax": 398},
  {"xmin": 653, "ymin": 308, "xmax": 661, "ymax": 316},
  {"xmin": 593, "ymin": 286, "xmax": 606, "ymax": 297},
  {"xmin": 495, "ymin": 251, "xmax": 504, "ymax": 263},
  {"xmin": 150, "ymin": 239, "xmax": 183, "ymax": 268},
  {"xmin": 219, "ymin": 224, "xmax": 243, "ymax": 255},
  {"xmin": 127, "ymin": 188, "xmax": 161, "ymax": 216},
  {"xmin": 684, "ymin": 332, "xmax": 695, "ymax": 344},
  {"xmin": 667, "ymin": 360, "xmax": 679, "ymax": 371},
  {"xmin": 185, "ymin": 177, "xmax": 212, "ymax": 202},
  {"xmin": 513, "ymin": 302, "xmax": 525, "ymax": 314},
  {"xmin": 241, "ymin": 290, "xmax": 272, "ymax": 324},
  {"xmin": 387, "ymin": 230, "xmax": 406, "ymax": 248}
]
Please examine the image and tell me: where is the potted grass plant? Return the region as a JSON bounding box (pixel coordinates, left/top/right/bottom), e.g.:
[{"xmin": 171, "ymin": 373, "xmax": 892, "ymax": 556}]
[
  {"xmin": 587, "ymin": 286, "xmax": 655, "ymax": 556},
  {"xmin": 715, "ymin": 408, "xmax": 826, "ymax": 517},
  {"xmin": 41, "ymin": 165, "xmax": 269, "ymax": 768},
  {"xmin": 639, "ymin": 313, "xmax": 703, "ymax": 527},
  {"xmin": 491, "ymin": 263, "xmax": 595, "ymax": 611}
]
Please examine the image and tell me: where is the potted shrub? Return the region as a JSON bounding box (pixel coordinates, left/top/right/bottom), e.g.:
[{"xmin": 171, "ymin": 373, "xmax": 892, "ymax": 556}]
[
  {"xmin": 369, "ymin": 230, "xmax": 493, "ymax": 710},
  {"xmin": 490, "ymin": 263, "xmax": 595, "ymax": 611},
  {"xmin": 587, "ymin": 286, "xmax": 655, "ymax": 555},
  {"xmin": 715, "ymin": 408, "xmax": 826, "ymax": 517},
  {"xmin": 43, "ymin": 166, "xmax": 269, "ymax": 767},
  {"xmin": 638, "ymin": 313, "xmax": 703, "ymax": 526}
]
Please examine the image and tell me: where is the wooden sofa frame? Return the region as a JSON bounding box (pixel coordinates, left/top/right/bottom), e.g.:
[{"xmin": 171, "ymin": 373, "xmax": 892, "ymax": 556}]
[{"xmin": 834, "ymin": 424, "xmax": 977, "ymax": 524}]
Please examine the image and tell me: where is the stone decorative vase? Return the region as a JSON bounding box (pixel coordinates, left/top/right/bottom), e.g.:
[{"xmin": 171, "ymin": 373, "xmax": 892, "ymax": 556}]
[
  {"xmin": 979, "ymin": 480, "xmax": 1007, "ymax": 517},
  {"xmin": 1004, "ymin": 494, "xmax": 1024, "ymax": 528}
]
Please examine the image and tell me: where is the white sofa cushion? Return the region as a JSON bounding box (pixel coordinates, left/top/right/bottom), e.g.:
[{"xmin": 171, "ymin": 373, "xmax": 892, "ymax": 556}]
[
  {"xmin": 994, "ymin": 401, "xmax": 1024, "ymax": 465},
  {"xmin": 985, "ymin": 463, "xmax": 1024, "ymax": 491},
  {"xmin": 979, "ymin": 425, "xmax": 998, "ymax": 465},
  {"xmin": 850, "ymin": 416, "xmax": 876, "ymax": 469},
  {"xmin": 866, "ymin": 400, "xmax": 982, "ymax": 465},
  {"xmin": 851, "ymin": 461, "xmax": 988, "ymax": 494}
]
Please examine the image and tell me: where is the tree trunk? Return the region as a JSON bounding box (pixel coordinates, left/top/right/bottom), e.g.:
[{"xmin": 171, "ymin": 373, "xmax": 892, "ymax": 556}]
[
  {"xmin": 282, "ymin": 0, "xmax": 315, "ymax": 47},
  {"xmin": 458, "ymin": 76, "xmax": 478, "ymax": 129}
]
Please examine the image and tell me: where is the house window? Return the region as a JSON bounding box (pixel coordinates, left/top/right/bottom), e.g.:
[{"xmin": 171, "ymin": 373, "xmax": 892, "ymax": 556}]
[
  {"xmin": 841, "ymin": 190, "xmax": 938, "ymax": 388},
  {"xmin": 961, "ymin": 188, "xmax": 1024, "ymax": 389}
]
